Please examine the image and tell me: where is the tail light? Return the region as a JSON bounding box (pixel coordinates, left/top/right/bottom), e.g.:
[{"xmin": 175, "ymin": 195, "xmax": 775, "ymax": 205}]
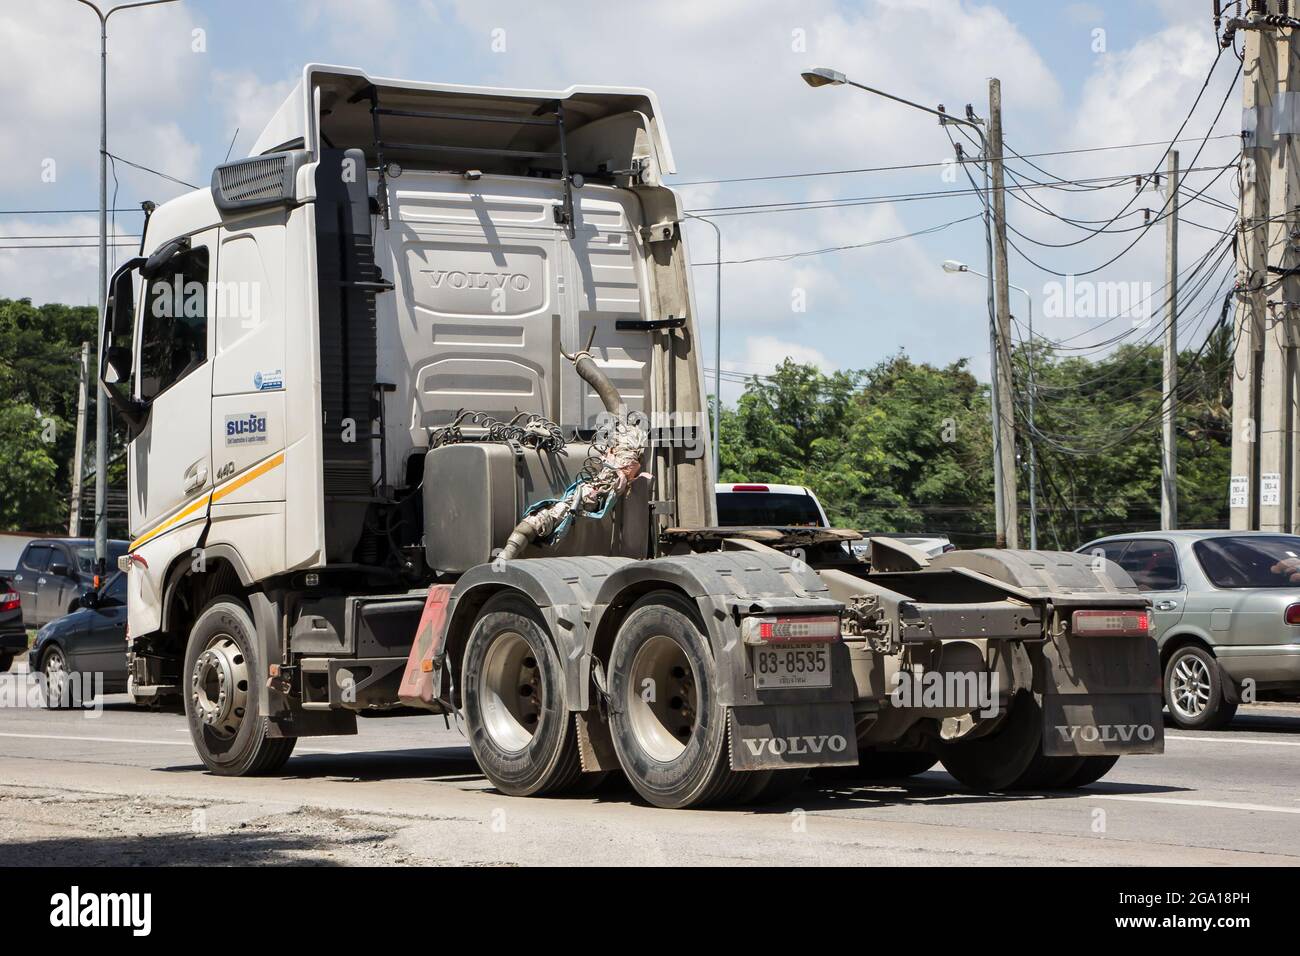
[
  {"xmin": 741, "ymin": 614, "xmax": 840, "ymax": 645},
  {"xmin": 1285, "ymin": 604, "xmax": 1300, "ymax": 625},
  {"xmin": 1071, "ymin": 608, "xmax": 1150, "ymax": 637},
  {"xmin": 0, "ymin": 591, "xmax": 19, "ymax": 612},
  {"xmin": 731, "ymin": 484, "xmax": 770, "ymax": 492}
]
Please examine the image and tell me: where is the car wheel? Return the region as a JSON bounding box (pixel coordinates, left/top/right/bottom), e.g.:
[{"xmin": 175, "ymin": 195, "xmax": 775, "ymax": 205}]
[
  {"xmin": 41, "ymin": 645, "xmax": 69, "ymax": 709},
  {"xmin": 0, "ymin": 653, "xmax": 12, "ymax": 673},
  {"xmin": 1164, "ymin": 644, "xmax": 1236, "ymax": 730}
]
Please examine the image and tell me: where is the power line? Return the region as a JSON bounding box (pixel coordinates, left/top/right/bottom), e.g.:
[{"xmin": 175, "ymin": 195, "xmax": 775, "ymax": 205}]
[
  {"xmin": 687, "ymin": 212, "xmax": 982, "ymax": 266},
  {"xmin": 667, "ymin": 134, "xmax": 1241, "ymax": 187}
]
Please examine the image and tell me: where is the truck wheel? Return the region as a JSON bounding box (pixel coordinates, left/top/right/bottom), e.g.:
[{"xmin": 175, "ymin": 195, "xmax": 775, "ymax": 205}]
[
  {"xmin": 606, "ymin": 590, "xmax": 740, "ymax": 809},
  {"xmin": 1060, "ymin": 755, "xmax": 1119, "ymax": 788},
  {"xmin": 815, "ymin": 749, "xmax": 938, "ymax": 782},
  {"xmin": 936, "ymin": 690, "xmax": 1041, "ymax": 791},
  {"xmin": 1009, "ymin": 751, "xmax": 1086, "ymax": 790},
  {"xmin": 461, "ymin": 592, "xmax": 585, "ymax": 797},
  {"xmin": 183, "ymin": 599, "xmax": 295, "ymax": 776},
  {"xmin": 1164, "ymin": 644, "xmax": 1237, "ymax": 729},
  {"xmin": 735, "ymin": 769, "xmax": 808, "ymax": 805},
  {"xmin": 41, "ymin": 645, "xmax": 69, "ymax": 709}
]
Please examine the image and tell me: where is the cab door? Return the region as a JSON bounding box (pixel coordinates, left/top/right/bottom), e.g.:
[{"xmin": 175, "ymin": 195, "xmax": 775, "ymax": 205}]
[{"xmin": 129, "ymin": 229, "xmax": 217, "ymax": 538}]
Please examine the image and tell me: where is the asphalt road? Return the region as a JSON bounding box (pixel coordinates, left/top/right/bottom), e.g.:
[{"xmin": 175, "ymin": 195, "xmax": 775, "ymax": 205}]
[{"xmin": 1, "ymin": 662, "xmax": 1298, "ymax": 866}]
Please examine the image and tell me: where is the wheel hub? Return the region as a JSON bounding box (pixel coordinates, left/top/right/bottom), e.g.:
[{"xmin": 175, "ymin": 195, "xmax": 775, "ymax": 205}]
[
  {"xmin": 1171, "ymin": 654, "xmax": 1211, "ymax": 719},
  {"xmin": 626, "ymin": 635, "xmax": 698, "ymax": 762},
  {"xmin": 191, "ymin": 636, "xmax": 249, "ymax": 739},
  {"xmin": 479, "ymin": 630, "xmax": 542, "ymax": 753}
]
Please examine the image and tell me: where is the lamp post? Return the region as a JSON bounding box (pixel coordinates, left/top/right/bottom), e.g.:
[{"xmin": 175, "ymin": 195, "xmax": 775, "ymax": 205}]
[
  {"xmin": 800, "ymin": 66, "xmax": 1012, "ymax": 547},
  {"xmin": 944, "ymin": 260, "xmax": 1037, "ymax": 549},
  {"xmin": 74, "ymin": 0, "xmax": 180, "ymax": 576}
]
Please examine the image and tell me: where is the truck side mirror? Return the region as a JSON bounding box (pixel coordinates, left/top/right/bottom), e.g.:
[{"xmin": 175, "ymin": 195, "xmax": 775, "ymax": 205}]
[
  {"xmin": 48, "ymin": 563, "xmax": 72, "ymax": 579},
  {"xmin": 101, "ymin": 256, "xmax": 149, "ymax": 432}
]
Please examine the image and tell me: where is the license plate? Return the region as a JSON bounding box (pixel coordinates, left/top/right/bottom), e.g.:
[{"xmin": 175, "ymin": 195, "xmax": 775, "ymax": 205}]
[{"xmin": 752, "ymin": 643, "xmax": 831, "ymax": 689}]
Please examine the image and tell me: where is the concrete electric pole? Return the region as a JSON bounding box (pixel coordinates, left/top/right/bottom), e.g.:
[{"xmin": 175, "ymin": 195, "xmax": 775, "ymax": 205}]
[
  {"xmin": 1161, "ymin": 151, "xmax": 1180, "ymax": 530},
  {"xmin": 987, "ymin": 78, "xmax": 1020, "ymax": 548},
  {"xmin": 1231, "ymin": 5, "xmax": 1275, "ymax": 531},
  {"xmin": 69, "ymin": 342, "xmax": 90, "ymax": 536}
]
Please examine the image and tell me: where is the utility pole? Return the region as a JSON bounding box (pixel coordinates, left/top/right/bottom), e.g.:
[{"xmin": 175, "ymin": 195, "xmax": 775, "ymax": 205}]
[
  {"xmin": 1231, "ymin": 4, "xmax": 1275, "ymax": 531},
  {"xmin": 987, "ymin": 78, "xmax": 1019, "ymax": 548},
  {"xmin": 1161, "ymin": 151, "xmax": 1180, "ymax": 530},
  {"xmin": 1260, "ymin": 4, "xmax": 1300, "ymax": 533},
  {"xmin": 69, "ymin": 342, "xmax": 90, "ymax": 536},
  {"xmin": 75, "ymin": 0, "xmax": 180, "ymax": 573}
]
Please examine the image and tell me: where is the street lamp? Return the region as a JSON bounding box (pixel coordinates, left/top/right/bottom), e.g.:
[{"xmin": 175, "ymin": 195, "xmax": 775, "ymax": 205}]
[
  {"xmin": 945, "ymin": 259, "xmax": 1037, "ymax": 549},
  {"xmin": 74, "ymin": 0, "xmax": 181, "ymax": 575},
  {"xmin": 801, "ymin": 65, "xmax": 1014, "ymax": 547}
]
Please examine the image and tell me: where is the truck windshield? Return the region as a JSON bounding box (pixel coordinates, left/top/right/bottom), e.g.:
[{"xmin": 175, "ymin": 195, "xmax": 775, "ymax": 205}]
[
  {"xmin": 716, "ymin": 492, "xmax": 823, "ymax": 527},
  {"xmin": 1193, "ymin": 535, "xmax": 1300, "ymax": 589}
]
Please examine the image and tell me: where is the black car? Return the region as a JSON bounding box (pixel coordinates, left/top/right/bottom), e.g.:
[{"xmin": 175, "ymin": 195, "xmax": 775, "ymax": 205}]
[
  {"xmin": 10, "ymin": 537, "xmax": 128, "ymax": 629},
  {"xmin": 28, "ymin": 571, "xmax": 129, "ymax": 701},
  {"xmin": 0, "ymin": 575, "xmax": 24, "ymax": 672}
]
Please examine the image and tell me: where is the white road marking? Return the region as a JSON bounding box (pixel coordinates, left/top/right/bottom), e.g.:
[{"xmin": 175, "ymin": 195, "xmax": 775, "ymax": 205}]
[
  {"xmin": 1092, "ymin": 794, "xmax": 1300, "ymax": 815},
  {"xmin": 0, "ymin": 731, "xmax": 346, "ymax": 754},
  {"xmin": 1167, "ymin": 733, "xmax": 1300, "ymax": 748}
]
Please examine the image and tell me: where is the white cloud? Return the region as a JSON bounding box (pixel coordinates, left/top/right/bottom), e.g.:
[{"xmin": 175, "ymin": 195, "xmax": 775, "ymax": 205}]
[{"xmin": 210, "ymin": 70, "xmax": 298, "ymax": 159}]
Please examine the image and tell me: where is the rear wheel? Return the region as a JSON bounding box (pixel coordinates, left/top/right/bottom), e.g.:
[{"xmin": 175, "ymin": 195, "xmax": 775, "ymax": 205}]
[
  {"xmin": 815, "ymin": 749, "xmax": 938, "ymax": 782},
  {"xmin": 462, "ymin": 592, "xmax": 589, "ymax": 797},
  {"xmin": 936, "ymin": 690, "xmax": 1042, "ymax": 791},
  {"xmin": 1164, "ymin": 644, "xmax": 1237, "ymax": 730},
  {"xmin": 1060, "ymin": 754, "xmax": 1120, "ymax": 788},
  {"xmin": 607, "ymin": 591, "xmax": 742, "ymax": 809},
  {"xmin": 183, "ymin": 599, "xmax": 295, "ymax": 775}
]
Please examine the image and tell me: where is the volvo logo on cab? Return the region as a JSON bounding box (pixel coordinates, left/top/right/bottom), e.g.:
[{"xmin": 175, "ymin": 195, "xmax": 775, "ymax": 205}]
[{"xmin": 425, "ymin": 268, "xmax": 531, "ymax": 292}]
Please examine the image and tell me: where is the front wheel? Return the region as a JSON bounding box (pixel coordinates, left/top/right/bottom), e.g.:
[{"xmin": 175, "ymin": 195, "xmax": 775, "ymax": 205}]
[
  {"xmin": 183, "ymin": 599, "xmax": 295, "ymax": 775},
  {"xmin": 461, "ymin": 593, "xmax": 588, "ymax": 797},
  {"xmin": 1164, "ymin": 644, "xmax": 1236, "ymax": 729},
  {"xmin": 41, "ymin": 646, "xmax": 69, "ymax": 709}
]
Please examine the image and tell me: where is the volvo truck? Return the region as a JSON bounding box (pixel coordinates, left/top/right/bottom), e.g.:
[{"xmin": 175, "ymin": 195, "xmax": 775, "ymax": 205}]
[{"xmin": 99, "ymin": 65, "xmax": 1162, "ymax": 808}]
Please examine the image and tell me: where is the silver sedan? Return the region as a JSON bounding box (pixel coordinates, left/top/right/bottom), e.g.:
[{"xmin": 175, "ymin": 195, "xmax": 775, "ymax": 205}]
[{"xmin": 1077, "ymin": 530, "xmax": 1300, "ymax": 729}]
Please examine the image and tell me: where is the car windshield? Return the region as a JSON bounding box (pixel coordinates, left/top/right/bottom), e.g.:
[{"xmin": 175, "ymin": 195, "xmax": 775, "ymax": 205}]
[
  {"xmin": 74, "ymin": 543, "xmax": 127, "ymax": 573},
  {"xmin": 1193, "ymin": 535, "xmax": 1300, "ymax": 589},
  {"xmin": 716, "ymin": 492, "xmax": 823, "ymax": 527}
]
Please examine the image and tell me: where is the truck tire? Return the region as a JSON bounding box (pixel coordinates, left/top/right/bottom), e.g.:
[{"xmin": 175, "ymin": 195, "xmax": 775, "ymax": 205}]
[
  {"xmin": 1060, "ymin": 754, "xmax": 1119, "ymax": 788},
  {"xmin": 461, "ymin": 592, "xmax": 586, "ymax": 797},
  {"xmin": 814, "ymin": 749, "xmax": 938, "ymax": 782},
  {"xmin": 1164, "ymin": 643, "xmax": 1237, "ymax": 730},
  {"xmin": 606, "ymin": 590, "xmax": 742, "ymax": 809},
  {"xmin": 183, "ymin": 599, "xmax": 295, "ymax": 776},
  {"xmin": 936, "ymin": 690, "xmax": 1042, "ymax": 791},
  {"xmin": 734, "ymin": 768, "xmax": 808, "ymax": 805}
]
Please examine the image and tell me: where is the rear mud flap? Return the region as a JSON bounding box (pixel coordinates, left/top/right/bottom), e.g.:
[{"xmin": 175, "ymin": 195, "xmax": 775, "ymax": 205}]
[
  {"xmin": 727, "ymin": 703, "xmax": 859, "ymax": 771},
  {"xmin": 1039, "ymin": 632, "xmax": 1164, "ymax": 757}
]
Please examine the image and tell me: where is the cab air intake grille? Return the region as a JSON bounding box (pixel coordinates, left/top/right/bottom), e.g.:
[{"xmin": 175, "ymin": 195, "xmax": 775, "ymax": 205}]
[{"xmin": 211, "ymin": 150, "xmax": 308, "ymax": 212}]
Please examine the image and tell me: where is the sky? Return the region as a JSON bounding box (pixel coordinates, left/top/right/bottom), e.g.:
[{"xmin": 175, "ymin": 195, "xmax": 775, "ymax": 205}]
[{"xmin": 0, "ymin": 0, "xmax": 1242, "ymax": 402}]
